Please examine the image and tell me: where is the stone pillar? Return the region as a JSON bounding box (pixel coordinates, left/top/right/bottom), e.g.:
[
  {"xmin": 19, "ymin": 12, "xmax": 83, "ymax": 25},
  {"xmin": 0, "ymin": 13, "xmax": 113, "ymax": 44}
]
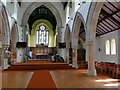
[
  {"xmin": 16, "ymin": 48, "xmax": 25, "ymax": 62},
  {"xmin": 66, "ymin": 42, "xmax": 70, "ymax": 64},
  {"xmin": 56, "ymin": 26, "xmax": 63, "ymax": 56},
  {"xmin": 16, "ymin": 25, "xmax": 26, "ymax": 63},
  {"xmin": 3, "ymin": 45, "xmax": 10, "ymax": 69},
  {"xmin": 0, "ymin": 41, "xmax": 1, "ymax": 89},
  {"xmin": 66, "ymin": 48, "xmax": 69, "ymax": 64},
  {"xmin": 57, "ymin": 48, "xmax": 66, "ymax": 61},
  {"xmin": 22, "ymin": 25, "xmax": 27, "ymax": 42},
  {"xmin": 72, "ymin": 48, "xmax": 78, "ymax": 69},
  {"xmin": 86, "ymin": 41, "xmax": 97, "ymax": 77}
]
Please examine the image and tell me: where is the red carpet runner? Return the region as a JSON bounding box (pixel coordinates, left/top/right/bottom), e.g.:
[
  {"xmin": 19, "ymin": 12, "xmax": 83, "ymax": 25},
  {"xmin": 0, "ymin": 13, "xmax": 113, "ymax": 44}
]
[{"xmin": 27, "ymin": 70, "xmax": 57, "ymax": 89}]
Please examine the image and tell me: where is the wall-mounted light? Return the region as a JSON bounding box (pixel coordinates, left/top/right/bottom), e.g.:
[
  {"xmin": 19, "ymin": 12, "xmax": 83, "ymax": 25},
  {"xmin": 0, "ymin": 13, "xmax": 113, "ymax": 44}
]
[
  {"xmin": 66, "ymin": 24, "xmax": 68, "ymax": 26},
  {"xmin": 78, "ymin": 3, "xmax": 81, "ymax": 5},
  {"xmin": 82, "ymin": 1, "xmax": 86, "ymax": 4},
  {"xmin": 15, "ymin": 21, "xmax": 17, "ymax": 24},
  {"xmin": 10, "ymin": 0, "xmax": 14, "ymax": 4},
  {"xmin": 78, "ymin": 1, "xmax": 86, "ymax": 5},
  {"xmin": 68, "ymin": 17, "xmax": 73, "ymax": 20}
]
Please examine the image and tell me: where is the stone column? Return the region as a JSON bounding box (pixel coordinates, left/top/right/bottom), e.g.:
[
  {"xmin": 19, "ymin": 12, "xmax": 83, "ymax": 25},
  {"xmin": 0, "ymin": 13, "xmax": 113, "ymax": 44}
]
[
  {"xmin": 58, "ymin": 48, "xmax": 66, "ymax": 61},
  {"xmin": 86, "ymin": 41, "xmax": 97, "ymax": 77},
  {"xmin": 16, "ymin": 25, "xmax": 26, "ymax": 63},
  {"xmin": 56, "ymin": 26, "xmax": 62, "ymax": 53},
  {"xmin": 0, "ymin": 41, "xmax": 2, "ymax": 67},
  {"xmin": 3, "ymin": 45, "xmax": 10, "ymax": 69},
  {"xmin": 22, "ymin": 25, "xmax": 27, "ymax": 42},
  {"xmin": 66, "ymin": 42, "xmax": 70, "ymax": 64},
  {"xmin": 16, "ymin": 48, "xmax": 25, "ymax": 62},
  {"xmin": 72, "ymin": 48, "xmax": 78, "ymax": 69},
  {"xmin": 66, "ymin": 48, "xmax": 69, "ymax": 64}
]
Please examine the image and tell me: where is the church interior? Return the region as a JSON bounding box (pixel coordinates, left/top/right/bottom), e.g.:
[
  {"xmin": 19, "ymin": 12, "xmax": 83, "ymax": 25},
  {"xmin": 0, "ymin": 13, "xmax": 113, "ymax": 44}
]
[{"xmin": 0, "ymin": 0, "xmax": 120, "ymax": 89}]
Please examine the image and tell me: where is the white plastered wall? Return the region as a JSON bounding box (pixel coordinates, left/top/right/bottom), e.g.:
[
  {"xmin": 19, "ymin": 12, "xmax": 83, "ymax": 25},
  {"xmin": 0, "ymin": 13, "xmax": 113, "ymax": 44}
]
[
  {"xmin": 64, "ymin": 1, "xmax": 91, "ymax": 42},
  {"xmin": 95, "ymin": 30, "xmax": 119, "ymax": 64}
]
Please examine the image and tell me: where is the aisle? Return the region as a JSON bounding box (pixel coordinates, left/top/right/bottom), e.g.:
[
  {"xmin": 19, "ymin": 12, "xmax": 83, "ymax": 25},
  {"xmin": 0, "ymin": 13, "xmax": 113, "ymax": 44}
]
[{"xmin": 27, "ymin": 70, "xmax": 57, "ymax": 89}]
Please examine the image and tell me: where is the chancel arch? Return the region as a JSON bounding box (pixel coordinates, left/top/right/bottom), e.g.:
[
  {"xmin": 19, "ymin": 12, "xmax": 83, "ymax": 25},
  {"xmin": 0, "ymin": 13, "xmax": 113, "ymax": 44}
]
[
  {"xmin": 21, "ymin": 2, "xmax": 64, "ymax": 60},
  {"xmin": 22, "ymin": 2, "xmax": 62, "ymax": 43}
]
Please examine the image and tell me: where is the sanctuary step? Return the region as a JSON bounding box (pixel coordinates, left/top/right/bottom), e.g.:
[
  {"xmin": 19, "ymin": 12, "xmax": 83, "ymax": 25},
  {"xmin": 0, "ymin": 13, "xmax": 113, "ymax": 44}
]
[{"xmin": 6, "ymin": 61, "xmax": 74, "ymax": 70}]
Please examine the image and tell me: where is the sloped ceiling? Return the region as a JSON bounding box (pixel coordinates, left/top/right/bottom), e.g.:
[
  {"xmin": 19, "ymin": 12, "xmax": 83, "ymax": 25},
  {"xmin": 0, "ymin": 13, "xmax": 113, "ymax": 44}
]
[
  {"xmin": 96, "ymin": 1, "xmax": 120, "ymax": 36},
  {"xmin": 28, "ymin": 5, "xmax": 57, "ymax": 34},
  {"xmin": 79, "ymin": 1, "xmax": 120, "ymax": 41}
]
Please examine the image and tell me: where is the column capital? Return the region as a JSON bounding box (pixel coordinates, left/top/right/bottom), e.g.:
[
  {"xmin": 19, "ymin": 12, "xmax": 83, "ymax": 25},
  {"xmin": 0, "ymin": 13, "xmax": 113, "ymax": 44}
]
[
  {"xmin": 66, "ymin": 43, "xmax": 70, "ymax": 48},
  {"xmin": 85, "ymin": 41, "xmax": 94, "ymax": 45},
  {"xmin": 72, "ymin": 44, "xmax": 78, "ymax": 49},
  {"xmin": 19, "ymin": 25, "xmax": 27, "ymax": 29}
]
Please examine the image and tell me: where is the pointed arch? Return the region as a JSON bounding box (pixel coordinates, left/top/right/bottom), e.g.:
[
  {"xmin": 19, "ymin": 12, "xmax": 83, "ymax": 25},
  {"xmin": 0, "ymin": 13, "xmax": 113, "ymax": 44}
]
[
  {"xmin": 22, "ymin": 2, "xmax": 62, "ymax": 31},
  {"xmin": 22, "ymin": 2, "xmax": 63, "ymax": 46},
  {"xmin": 72, "ymin": 12, "xmax": 85, "ymax": 48},
  {"xmin": 64, "ymin": 24, "xmax": 71, "ymax": 48},
  {"xmin": 10, "ymin": 21, "xmax": 19, "ymax": 62},
  {"xmin": 0, "ymin": 2, "xmax": 10, "ymax": 45},
  {"xmin": 0, "ymin": 1, "xmax": 10, "ymax": 69},
  {"xmin": 86, "ymin": 2, "xmax": 104, "ymax": 40}
]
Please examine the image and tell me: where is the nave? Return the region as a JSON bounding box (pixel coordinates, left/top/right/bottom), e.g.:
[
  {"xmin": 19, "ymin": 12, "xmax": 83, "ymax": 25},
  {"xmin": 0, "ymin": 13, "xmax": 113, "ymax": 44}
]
[
  {"xmin": 2, "ymin": 60, "xmax": 120, "ymax": 89},
  {"xmin": 0, "ymin": 0, "xmax": 120, "ymax": 89}
]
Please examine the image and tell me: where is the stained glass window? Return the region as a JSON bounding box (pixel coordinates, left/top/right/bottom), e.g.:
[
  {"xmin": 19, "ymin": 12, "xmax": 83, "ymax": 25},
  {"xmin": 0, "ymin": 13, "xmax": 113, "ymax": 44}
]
[{"xmin": 36, "ymin": 24, "xmax": 48, "ymax": 45}]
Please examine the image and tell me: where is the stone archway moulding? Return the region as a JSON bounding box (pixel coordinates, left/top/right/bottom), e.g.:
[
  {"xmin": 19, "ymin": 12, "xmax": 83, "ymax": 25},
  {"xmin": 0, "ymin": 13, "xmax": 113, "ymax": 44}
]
[
  {"xmin": 0, "ymin": 1, "xmax": 10, "ymax": 70},
  {"xmin": 22, "ymin": 2, "xmax": 62, "ymax": 30},
  {"xmin": 10, "ymin": 19, "xmax": 19, "ymax": 42},
  {"xmin": 64, "ymin": 24, "xmax": 71, "ymax": 47},
  {"xmin": 86, "ymin": 2, "xmax": 104, "ymax": 41},
  {"xmin": 21, "ymin": 2, "xmax": 63, "ymax": 43},
  {"xmin": 72, "ymin": 12, "xmax": 85, "ymax": 48},
  {"xmin": 0, "ymin": 1, "xmax": 10, "ymax": 45}
]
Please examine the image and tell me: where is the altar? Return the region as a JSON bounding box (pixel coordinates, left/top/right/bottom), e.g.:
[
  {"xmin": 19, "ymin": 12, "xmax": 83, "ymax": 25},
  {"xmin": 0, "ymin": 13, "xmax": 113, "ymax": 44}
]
[
  {"xmin": 30, "ymin": 46, "xmax": 49, "ymax": 60},
  {"xmin": 36, "ymin": 54, "xmax": 48, "ymax": 59}
]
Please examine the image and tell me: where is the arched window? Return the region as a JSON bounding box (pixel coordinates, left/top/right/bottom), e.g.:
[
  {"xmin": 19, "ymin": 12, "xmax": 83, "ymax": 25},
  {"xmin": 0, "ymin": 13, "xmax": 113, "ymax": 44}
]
[
  {"xmin": 111, "ymin": 39, "xmax": 116, "ymax": 55},
  {"xmin": 36, "ymin": 24, "xmax": 49, "ymax": 45},
  {"xmin": 105, "ymin": 40, "xmax": 110, "ymax": 55}
]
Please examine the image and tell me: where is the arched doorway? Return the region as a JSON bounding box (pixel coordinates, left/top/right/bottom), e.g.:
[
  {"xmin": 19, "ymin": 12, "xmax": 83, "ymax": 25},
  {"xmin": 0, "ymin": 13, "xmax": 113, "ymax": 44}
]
[{"xmin": 0, "ymin": 2, "xmax": 10, "ymax": 70}]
